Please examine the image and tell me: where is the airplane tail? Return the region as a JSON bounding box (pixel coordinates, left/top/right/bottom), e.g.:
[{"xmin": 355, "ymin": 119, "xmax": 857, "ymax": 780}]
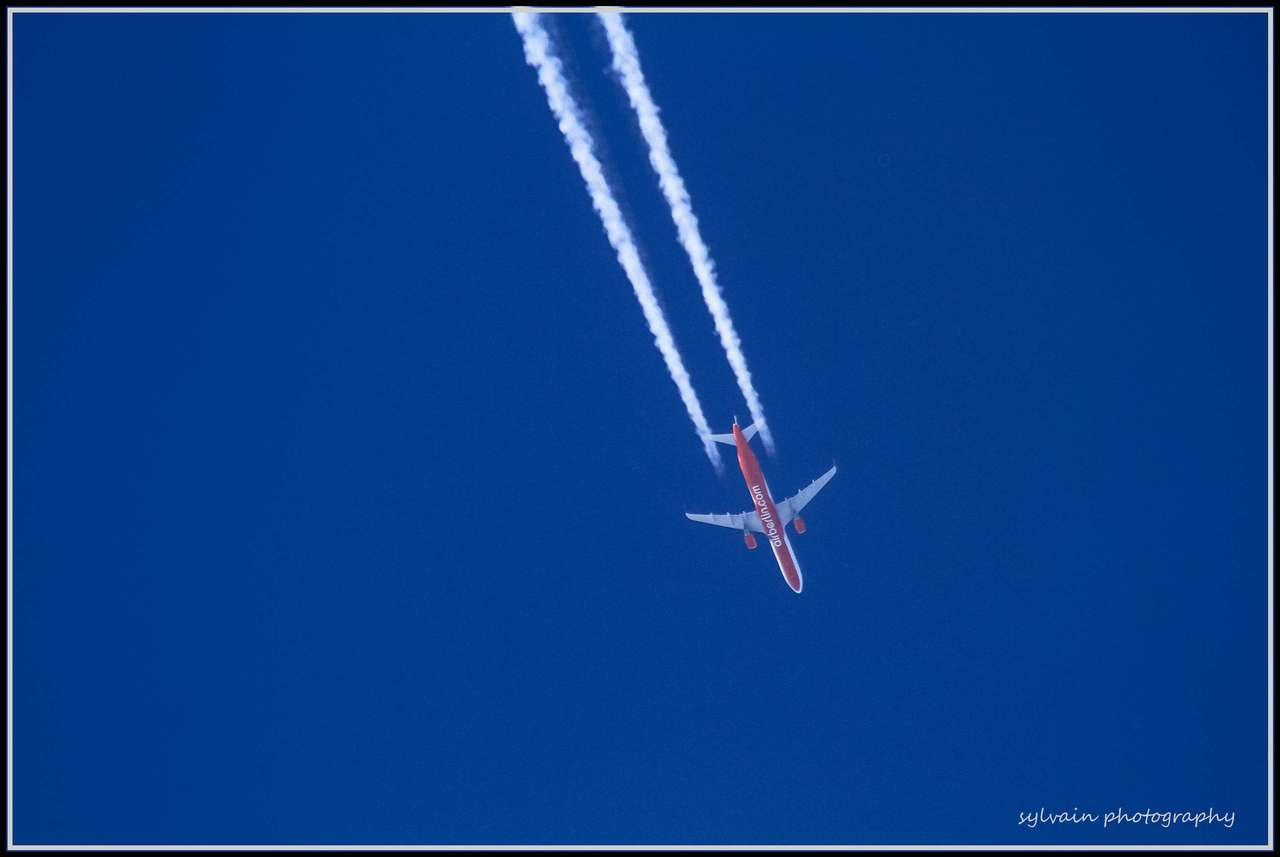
[{"xmin": 707, "ymin": 420, "xmax": 759, "ymax": 446}]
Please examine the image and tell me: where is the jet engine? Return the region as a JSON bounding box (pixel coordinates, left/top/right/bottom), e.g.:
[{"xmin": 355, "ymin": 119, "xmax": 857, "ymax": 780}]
[
  {"xmin": 793, "ymin": 515, "xmax": 807, "ymax": 534},
  {"xmin": 743, "ymin": 530, "xmax": 758, "ymax": 550}
]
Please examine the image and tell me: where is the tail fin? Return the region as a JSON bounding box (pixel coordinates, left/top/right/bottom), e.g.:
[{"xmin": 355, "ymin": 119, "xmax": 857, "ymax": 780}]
[{"xmin": 707, "ymin": 421, "xmax": 759, "ymax": 446}]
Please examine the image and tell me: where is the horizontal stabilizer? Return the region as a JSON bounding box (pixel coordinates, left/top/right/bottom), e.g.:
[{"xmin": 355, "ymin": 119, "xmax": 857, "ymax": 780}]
[{"xmin": 707, "ymin": 421, "xmax": 759, "ymax": 446}]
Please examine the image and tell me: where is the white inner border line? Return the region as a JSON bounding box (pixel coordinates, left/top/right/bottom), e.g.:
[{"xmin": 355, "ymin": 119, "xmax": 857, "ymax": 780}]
[
  {"xmin": 5, "ymin": 3, "xmax": 1274, "ymax": 854},
  {"xmin": 3, "ymin": 6, "xmax": 1277, "ymax": 11}
]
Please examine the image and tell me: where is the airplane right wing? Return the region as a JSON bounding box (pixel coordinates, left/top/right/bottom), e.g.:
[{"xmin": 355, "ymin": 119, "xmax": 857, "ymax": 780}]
[
  {"xmin": 684, "ymin": 510, "xmax": 765, "ymax": 532},
  {"xmin": 775, "ymin": 464, "xmax": 838, "ymax": 525}
]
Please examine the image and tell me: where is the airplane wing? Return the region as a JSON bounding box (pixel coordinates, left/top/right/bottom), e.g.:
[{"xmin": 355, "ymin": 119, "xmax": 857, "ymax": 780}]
[
  {"xmin": 775, "ymin": 464, "xmax": 837, "ymax": 525},
  {"xmin": 684, "ymin": 510, "xmax": 765, "ymax": 533}
]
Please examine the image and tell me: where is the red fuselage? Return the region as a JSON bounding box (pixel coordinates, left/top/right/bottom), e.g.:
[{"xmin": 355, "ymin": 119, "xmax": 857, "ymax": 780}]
[{"xmin": 733, "ymin": 423, "xmax": 803, "ymax": 593}]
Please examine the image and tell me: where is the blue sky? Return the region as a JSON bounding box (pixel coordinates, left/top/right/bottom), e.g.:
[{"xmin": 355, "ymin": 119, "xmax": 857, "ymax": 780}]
[{"xmin": 12, "ymin": 10, "xmax": 1269, "ymax": 846}]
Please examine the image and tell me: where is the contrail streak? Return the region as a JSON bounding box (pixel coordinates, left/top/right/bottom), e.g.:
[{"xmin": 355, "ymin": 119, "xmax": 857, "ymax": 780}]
[
  {"xmin": 512, "ymin": 12, "xmax": 721, "ymax": 470},
  {"xmin": 598, "ymin": 11, "xmax": 777, "ymax": 456}
]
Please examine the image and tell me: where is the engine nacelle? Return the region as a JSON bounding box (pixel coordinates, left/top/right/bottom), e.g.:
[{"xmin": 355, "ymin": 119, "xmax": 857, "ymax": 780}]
[
  {"xmin": 743, "ymin": 531, "xmax": 758, "ymax": 550},
  {"xmin": 793, "ymin": 515, "xmax": 807, "ymax": 534}
]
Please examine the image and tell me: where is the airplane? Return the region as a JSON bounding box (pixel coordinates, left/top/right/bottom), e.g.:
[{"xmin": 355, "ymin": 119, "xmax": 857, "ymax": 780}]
[{"xmin": 685, "ymin": 419, "xmax": 837, "ymax": 593}]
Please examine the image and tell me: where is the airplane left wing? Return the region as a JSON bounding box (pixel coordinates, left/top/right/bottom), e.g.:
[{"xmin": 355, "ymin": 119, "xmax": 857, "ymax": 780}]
[
  {"xmin": 685, "ymin": 510, "xmax": 765, "ymax": 532},
  {"xmin": 775, "ymin": 464, "xmax": 837, "ymax": 525}
]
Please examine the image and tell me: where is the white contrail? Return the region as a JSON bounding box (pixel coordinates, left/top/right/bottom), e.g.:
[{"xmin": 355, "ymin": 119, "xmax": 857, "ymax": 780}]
[
  {"xmin": 512, "ymin": 12, "xmax": 721, "ymax": 470},
  {"xmin": 598, "ymin": 11, "xmax": 777, "ymax": 456}
]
